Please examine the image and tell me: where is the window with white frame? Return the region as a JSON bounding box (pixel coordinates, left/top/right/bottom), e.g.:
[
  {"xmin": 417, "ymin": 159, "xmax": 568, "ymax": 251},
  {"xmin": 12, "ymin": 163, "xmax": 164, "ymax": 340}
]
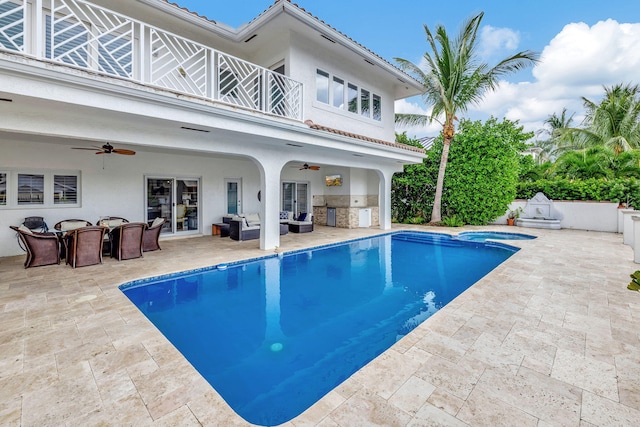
[
  {"xmin": 361, "ymin": 89, "xmax": 370, "ymax": 118},
  {"xmin": 373, "ymin": 94, "xmax": 381, "ymax": 121},
  {"xmin": 316, "ymin": 69, "xmax": 382, "ymax": 121},
  {"xmin": 54, "ymin": 174, "xmax": 78, "ymax": 205},
  {"xmin": 18, "ymin": 173, "xmax": 44, "ymax": 205},
  {"xmin": 347, "ymin": 83, "xmax": 358, "ymax": 113},
  {"xmin": 316, "ymin": 70, "xmax": 330, "ymax": 104},
  {"xmin": 0, "ymin": 169, "xmax": 81, "ymax": 208},
  {"xmin": 332, "ymin": 76, "xmax": 344, "ymax": 108}
]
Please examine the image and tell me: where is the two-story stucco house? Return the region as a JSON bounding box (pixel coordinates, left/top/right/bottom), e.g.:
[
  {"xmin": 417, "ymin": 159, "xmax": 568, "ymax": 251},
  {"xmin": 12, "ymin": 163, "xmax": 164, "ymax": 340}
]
[{"xmin": 0, "ymin": 0, "xmax": 424, "ymax": 257}]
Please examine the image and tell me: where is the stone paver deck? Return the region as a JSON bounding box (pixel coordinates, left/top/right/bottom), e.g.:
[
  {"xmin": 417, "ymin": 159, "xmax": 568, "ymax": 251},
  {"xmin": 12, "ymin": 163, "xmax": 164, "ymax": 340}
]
[{"xmin": 1, "ymin": 225, "xmax": 639, "ymax": 426}]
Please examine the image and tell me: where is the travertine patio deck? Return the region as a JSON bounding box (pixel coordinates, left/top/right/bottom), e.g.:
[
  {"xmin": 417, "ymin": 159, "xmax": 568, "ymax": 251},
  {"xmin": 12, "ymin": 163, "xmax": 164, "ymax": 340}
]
[{"xmin": 1, "ymin": 225, "xmax": 639, "ymax": 426}]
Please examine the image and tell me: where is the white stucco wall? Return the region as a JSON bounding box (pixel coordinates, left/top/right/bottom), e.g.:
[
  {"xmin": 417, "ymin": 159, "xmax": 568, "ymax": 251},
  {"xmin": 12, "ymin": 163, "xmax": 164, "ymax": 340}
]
[
  {"xmin": 494, "ymin": 200, "xmax": 619, "ymax": 232},
  {"xmin": 0, "ymin": 138, "xmax": 262, "ymax": 257},
  {"xmin": 288, "ymin": 31, "xmax": 396, "ymax": 142}
]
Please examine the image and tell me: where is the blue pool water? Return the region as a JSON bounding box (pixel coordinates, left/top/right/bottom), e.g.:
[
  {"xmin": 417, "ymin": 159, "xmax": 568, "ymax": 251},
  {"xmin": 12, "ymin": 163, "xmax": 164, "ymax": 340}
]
[
  {"xmin": 121, "ymin": 232, "xmax": 518, "ymax": 426},
  {"xmin": 456, "ymin": 231, "xmax": 536, "ymax": 242}
]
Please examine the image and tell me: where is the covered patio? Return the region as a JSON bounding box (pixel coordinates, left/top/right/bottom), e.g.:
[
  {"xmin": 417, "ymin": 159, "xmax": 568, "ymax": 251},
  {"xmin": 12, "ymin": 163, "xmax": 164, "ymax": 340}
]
[{"xmin": 1, "ymin": 225, "xmax": 639, "ymax": 425}]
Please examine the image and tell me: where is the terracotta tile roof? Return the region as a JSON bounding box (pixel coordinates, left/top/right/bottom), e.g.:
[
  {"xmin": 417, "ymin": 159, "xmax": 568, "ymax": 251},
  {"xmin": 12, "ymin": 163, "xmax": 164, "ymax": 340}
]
[{"xmin": 304, "ymin": 121, "xmax": 425, "ymax": 154}]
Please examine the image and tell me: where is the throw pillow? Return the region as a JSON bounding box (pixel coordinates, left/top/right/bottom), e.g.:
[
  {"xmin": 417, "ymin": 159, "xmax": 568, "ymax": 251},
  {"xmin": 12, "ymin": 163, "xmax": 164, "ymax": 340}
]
[
  {"xmin": 298, "ymin": 213, "xmax": 307, "ymax": 221},
  {"xmin": 279, "ymin": 211, "xmax": 289, "ymax": 220},
  {"xmin": 151, "ymin": 217, "xmax": 164, "ymax": 228},
  {"xmin": 18, "ymin": 224, "xmax": 33, "ymax": 234}
]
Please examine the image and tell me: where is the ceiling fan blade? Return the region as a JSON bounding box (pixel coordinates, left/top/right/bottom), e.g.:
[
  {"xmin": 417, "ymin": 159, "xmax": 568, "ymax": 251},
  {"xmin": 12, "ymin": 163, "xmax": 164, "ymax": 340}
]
[
  {"xmin": 112, "ymin": 148, "xmax": 136, "ymax": 155},
  {"xmin": 71, "ymin": 146, "xmax": 102, "ymax": 151}
]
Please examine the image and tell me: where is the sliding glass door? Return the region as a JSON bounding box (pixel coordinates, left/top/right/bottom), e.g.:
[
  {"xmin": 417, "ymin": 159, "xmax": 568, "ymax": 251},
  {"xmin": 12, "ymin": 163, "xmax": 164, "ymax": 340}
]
[
  {"xmin": 282, "ymin": 181, "xmax": 308, "ymax": 215},
  {"xmin": 146, "ymin": 176, "xmax": 200, "ymax": 234}
]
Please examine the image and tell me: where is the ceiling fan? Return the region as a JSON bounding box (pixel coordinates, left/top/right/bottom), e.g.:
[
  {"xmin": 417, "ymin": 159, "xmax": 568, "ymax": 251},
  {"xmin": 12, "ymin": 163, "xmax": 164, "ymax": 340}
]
[
  {"xmin": 299, "ymin": 163, "xmax": 320, "ymax": 170},
  {"xmin": 71, "ymin": 142, "xmax": 136, "ymax": 155}
]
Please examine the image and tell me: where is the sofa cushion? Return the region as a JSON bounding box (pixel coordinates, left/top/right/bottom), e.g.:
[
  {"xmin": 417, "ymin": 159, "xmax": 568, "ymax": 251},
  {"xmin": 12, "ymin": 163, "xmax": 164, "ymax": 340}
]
[{"xmin": 244, "ymin": 213, "xmax": 260, "ymax": 225}]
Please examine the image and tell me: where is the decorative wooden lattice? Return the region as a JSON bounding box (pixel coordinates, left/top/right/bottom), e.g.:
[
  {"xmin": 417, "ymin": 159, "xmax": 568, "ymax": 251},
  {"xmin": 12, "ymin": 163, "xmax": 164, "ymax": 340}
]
[
  {"xmin": 150, "ymin": 28, "xmax": 208, "ymax": 97},
  {"xmin": 3, "ymin": 0, "xmax": 303, "ymax": 120},
  {"xmin": 50, "ymin": 0, "xmax": 133, "ymax": 78},
  {"xmin": 0, "ymin": 0, "xmax": 25, "ymax": 52}
]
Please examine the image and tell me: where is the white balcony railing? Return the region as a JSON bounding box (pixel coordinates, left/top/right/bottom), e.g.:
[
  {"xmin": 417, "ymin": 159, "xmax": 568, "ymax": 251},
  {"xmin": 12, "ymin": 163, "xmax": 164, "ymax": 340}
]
[{"xmin": 0, "ymin": 0, "xmax": 303, "ymax": 120}]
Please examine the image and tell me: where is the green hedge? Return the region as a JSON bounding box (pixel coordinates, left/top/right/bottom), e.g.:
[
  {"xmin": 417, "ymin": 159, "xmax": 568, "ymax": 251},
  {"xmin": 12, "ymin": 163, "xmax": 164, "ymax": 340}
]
[{"xmin": 516, "ymin": 178, "xmax": 640, "ymax": 207}]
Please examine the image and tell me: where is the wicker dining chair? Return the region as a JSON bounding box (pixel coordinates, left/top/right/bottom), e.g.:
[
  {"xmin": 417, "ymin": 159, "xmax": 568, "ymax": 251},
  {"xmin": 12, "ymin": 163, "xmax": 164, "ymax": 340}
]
[
  {"xmin": 10, "ymin": 226, "xmax": 60, "ymax": 268},
  {"xmin": 63, "ymin": 226, "xmax": 108, "ymax": 268},
  {"xmin": 143, "ymin": 217, "xmax": 166, "ymax": 252},
  {"xmin": 110, "ymin": 222, "xmax": 145, "ymax": 261}
]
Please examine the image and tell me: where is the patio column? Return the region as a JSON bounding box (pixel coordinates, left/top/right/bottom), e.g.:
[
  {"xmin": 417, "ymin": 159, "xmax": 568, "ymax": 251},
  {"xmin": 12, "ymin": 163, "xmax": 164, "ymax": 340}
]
[
  {"xmin": 258, "ymin": 159, "xmax": 286, "ymax": 250},
  {"xmin": 377, "ymin": 168, "xmax": 395, "ymax": 230}
]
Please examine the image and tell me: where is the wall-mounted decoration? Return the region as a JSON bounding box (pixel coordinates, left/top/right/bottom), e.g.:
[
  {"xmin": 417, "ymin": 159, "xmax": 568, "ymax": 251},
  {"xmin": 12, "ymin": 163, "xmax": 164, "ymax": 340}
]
[{"xmin": 325, "ymin": 174, "xmax": 342, "ymax": 186}]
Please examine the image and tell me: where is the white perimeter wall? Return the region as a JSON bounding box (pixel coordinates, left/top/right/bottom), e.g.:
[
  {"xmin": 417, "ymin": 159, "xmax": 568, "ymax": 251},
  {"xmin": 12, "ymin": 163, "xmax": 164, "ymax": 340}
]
[{"xmin": 493, "ymin": 200, "xmax": 619, "ymax": 232}]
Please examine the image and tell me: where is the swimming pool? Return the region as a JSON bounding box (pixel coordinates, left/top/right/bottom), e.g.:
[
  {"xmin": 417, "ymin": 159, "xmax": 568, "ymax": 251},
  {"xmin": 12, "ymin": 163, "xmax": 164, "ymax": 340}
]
[{"xmin": 121, "ymin": 231, "xmax": 518, "ymax": 425}]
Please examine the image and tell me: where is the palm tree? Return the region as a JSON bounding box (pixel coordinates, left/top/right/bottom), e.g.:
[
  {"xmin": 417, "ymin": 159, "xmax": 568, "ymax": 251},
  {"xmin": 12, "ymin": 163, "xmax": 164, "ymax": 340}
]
[
  {"xmin": 529, "ymin": 108, "xmax": 578, "ymax": 164},
  {"xmin": 565, "ymin": 83, "xmax": 640, "ymax": 155},
  {"xmin": 553, "ymin": 145, "xmax": 640, "ymax": 180},
  {"xmin": 553, "ymin": 146, "xmax": 612, "ymax": 180},
  {"xmin": 395, "ymin": 12, "xmax": 538, "ymax": 222}
]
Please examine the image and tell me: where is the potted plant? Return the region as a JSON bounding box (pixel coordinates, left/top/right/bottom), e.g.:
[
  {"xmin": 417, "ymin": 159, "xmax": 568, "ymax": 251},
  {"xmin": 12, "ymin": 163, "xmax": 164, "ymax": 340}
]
[{"xmin": 506, "ymin": 207, "xmax": 523, "ymax": 226}]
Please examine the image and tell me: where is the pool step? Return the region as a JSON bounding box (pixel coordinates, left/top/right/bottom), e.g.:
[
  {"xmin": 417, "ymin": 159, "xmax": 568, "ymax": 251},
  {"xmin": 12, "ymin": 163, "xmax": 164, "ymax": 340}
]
[{"xmin": 392, "ymin": 233, "xmax": 471, "ymax": 248}]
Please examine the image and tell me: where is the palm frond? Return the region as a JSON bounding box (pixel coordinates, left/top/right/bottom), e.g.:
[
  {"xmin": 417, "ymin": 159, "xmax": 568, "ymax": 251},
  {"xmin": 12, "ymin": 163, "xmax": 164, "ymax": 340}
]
[{"xmin": 394, "ymin": 113, "xmax": 435, "ymax": 127}]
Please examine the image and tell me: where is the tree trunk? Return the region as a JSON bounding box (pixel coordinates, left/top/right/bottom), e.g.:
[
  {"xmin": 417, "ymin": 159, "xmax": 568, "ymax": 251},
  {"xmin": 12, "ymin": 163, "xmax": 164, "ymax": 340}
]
[{"xmin": 430, "ymin": 137, "xmax": 451, "ymax": 223}]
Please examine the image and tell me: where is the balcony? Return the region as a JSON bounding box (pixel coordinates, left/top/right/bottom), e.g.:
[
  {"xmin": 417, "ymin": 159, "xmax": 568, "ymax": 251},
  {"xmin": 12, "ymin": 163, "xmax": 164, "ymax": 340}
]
[{"xmin": 0, "ymin": 0, "xmax": 303, "ymax": 120}]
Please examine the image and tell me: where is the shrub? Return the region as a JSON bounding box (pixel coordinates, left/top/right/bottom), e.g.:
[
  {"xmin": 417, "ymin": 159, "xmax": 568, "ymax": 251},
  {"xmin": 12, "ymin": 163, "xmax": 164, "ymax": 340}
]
[
  {"xmin": 515, "ymin": 178, "xmax": 640, "ymax": 208},
  {"xmin": 392, "ymin": 118, "xmax": 532, "ymax": 224},
  {"xmin": 442, "ymin": 215, "xmax": 465, "ymax": 227},
  {"xmin": 437, "ymin": 118, "xmax": 532, "ymax": 225}
]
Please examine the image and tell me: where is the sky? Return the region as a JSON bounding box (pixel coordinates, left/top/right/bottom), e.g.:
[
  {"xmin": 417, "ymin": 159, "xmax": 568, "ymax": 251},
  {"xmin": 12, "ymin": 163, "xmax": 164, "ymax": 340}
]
[{"xmin": 173, "ymin": 0, "xmax": 640, "ymax": 139}]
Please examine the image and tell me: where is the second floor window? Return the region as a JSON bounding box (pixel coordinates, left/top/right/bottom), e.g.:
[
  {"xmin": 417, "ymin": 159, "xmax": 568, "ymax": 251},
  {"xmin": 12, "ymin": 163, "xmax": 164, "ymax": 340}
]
[
  {"xmin": 316, "ymin": 69, "xmax": 382, "ymax": 121},
  {"xmin": 361, "ymin": 89, "xmax": 370, "ymax": 118},
  {"xmin": 347, "ymin": 83, "xmax": 358, "ymax": 114},
  {"xmin": 316, "ymin": 70, "xmax": 330, "ymax": 104},
  {"xmin": 332, "ymin": 77, "xmax": 344, "ymax": 108}
]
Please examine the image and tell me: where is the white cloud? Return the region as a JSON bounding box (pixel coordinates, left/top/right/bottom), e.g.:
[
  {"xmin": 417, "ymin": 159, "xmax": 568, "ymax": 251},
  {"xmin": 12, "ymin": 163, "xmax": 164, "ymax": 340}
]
[
  {"xmin": 468, "ymin": 19, "xmax": 640, "ymax": 137},
  {"xmin": 533, "ymin": 19, "xmax": 640, "ymax": 86},
  {"xmin": 479, "ymin": 25, "xmax": 520, "ymax": 57},
  {"xmin": 394, "ymin": 99, "xmax": 441, "ymax": 138}
]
